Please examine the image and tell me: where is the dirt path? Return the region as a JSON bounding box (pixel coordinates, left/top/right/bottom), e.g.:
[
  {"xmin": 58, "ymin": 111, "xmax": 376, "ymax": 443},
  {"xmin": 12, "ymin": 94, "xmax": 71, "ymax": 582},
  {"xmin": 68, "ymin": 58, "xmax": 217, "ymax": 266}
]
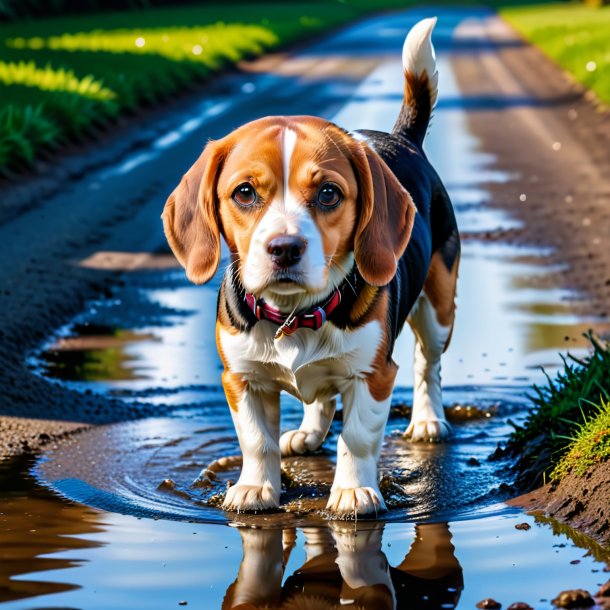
[
  {"xmin": 1, "ymin": 7, "xmax": 609, "ymax": 462},
  {"xmin": 447, "ymin": 14, "xmax": 610, "ymax": 545},
  {"xmin": 450, "ymin": 15, "xmax": 610, "ymax": 319}
]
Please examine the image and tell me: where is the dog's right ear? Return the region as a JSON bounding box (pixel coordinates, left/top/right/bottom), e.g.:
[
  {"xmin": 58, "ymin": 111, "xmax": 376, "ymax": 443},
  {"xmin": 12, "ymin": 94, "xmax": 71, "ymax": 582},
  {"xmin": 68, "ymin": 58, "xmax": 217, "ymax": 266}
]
[{"xmin": 162, "ymin": 140, "xmax": 224, "ymax": 285}]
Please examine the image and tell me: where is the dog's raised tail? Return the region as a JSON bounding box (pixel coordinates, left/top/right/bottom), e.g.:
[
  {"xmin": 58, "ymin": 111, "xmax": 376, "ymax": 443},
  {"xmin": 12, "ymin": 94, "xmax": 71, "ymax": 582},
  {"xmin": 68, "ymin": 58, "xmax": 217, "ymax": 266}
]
[{"xmin": 393, "ymin": 17, "xmax": 438, "ymax": 147}]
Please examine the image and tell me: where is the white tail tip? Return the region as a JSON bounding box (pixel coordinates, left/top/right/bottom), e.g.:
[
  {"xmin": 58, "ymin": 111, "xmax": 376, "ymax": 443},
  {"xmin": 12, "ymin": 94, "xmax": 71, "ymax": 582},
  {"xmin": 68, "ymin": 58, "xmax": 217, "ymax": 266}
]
[{"xmin": 402, "ymin": 17, "xmax": 439, "ymax": 109}]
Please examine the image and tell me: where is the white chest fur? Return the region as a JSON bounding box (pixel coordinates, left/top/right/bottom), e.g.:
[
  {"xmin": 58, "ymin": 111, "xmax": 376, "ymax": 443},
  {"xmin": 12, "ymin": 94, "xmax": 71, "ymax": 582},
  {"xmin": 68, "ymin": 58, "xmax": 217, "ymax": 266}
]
[{"xmin": 219, "ymin": 320, "xmax": 382, "ymax": 403}]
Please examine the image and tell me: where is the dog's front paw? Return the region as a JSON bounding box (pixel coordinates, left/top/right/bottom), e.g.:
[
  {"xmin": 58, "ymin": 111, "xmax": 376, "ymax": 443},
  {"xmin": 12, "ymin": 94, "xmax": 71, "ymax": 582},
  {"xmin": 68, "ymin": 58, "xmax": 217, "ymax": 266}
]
[
  {"xmin": 279, "ymin": 429, "xmax": 323, "ymax": 456},
  {"xmin": 405, "ymin": 418, "xmax": 451, "ymax": 442},
  {"xmin": 222, "ymin": 482, "xmax": 279, "ymax": 512},
  {"xmin": 326, "ymin": 486, "xmax": 386, "ymax": 516}
]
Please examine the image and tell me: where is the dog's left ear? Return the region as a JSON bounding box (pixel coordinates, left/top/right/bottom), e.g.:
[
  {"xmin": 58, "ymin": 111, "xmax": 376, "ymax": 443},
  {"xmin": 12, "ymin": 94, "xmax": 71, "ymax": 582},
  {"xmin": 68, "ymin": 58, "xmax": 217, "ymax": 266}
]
[
  {"xmin": 162, "ymin": 139, "xmax": 225, "ymax": 285},
  {"xmin": 351, "ymin": 141, "xmax": 416, "ymax": 286}
]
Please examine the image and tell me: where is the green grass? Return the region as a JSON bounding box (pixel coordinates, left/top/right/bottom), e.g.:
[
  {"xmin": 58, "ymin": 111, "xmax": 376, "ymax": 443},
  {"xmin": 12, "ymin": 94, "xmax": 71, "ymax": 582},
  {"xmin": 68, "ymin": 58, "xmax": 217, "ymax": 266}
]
[
  {"xmin": 551, "ymin": 398, "xmax": 610, "ymax": 480},
  {"xmin": 498, "ymin": 333, "xmax": 610, "ymax": 489},
  {"xmin": 0, "ymin": 1, "xmax": 413, "ymax": 176},
  {"xmin": 500, "ymin": 2, "xmax": 610, "ymax": 105}
]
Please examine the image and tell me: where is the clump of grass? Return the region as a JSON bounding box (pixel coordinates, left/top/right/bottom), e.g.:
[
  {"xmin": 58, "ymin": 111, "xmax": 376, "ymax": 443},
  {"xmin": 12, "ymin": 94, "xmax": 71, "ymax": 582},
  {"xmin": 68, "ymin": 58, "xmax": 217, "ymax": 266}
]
[
  {"xmin": 0, "ymin": 60, "xmax": 116, "ymax": 100},
  {"xmin": 501, "ymin": 2, "xmax": 610, "ymax": 105},
  {"xmin": 551, "ymin": 399, "xmax": 610, "ymax": 481},
  {"xmin": 7, "ymin": 23, "xmax": 278, "ymax": 65},
  {"xmin": 496, "ymin": 333, "xmax": 610, "ymax": 489},
  {"xmin": 0, "ymin": 65, "xmax": 121, "ymax": 173},
  {"xmin": 0, "ymin": 104, "xmax": 60, "ymax": 169}
]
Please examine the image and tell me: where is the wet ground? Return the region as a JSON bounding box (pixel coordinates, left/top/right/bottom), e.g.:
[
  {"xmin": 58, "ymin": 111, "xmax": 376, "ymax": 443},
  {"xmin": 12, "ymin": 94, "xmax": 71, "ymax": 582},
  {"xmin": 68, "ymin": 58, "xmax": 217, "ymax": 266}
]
[{"xmin": 3, "ymin": 6, "xmax": 610, "ymax": 610}]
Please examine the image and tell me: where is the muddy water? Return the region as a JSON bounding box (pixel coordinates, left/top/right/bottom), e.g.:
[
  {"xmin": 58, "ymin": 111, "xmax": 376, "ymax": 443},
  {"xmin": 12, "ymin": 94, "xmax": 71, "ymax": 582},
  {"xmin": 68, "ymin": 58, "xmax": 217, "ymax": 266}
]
[{"xmin": 4, "ymin": 7, "xmax": 610, "ymax": 610}]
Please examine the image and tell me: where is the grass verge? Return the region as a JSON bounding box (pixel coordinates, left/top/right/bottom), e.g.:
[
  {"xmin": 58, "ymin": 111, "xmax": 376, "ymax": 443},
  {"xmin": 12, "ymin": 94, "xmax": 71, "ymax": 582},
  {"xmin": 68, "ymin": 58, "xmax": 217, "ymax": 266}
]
[
  {"xmin": 496, "ymin": 333, "xmax": 610, "ymax": 489},
  {"xmin": 0, "ymin": 0, "xmax": 413, "ymax": 176},
  {"xmin": 551, "ymin": 398, "xmax": 610, "ymax": 481},
  {"xmin": 500, "ymin": 2, "xmax": 610, "ymax": 106}
]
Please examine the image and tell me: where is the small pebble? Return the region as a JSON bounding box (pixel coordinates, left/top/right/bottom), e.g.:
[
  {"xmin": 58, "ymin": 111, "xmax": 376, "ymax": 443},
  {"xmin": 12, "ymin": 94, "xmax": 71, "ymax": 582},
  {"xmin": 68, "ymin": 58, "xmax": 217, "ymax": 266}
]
[
  {"xmin": 515, "ymin": 523, "xmax": 531, "ymax": 531},
  {"xmin": 570, "ymin": 559, "xmax": 581, "ymax": 565},
  {"xmin": 477, "ymin": 599, "xmax": 502, "ymax": 609},
  {"xmin": 552, "ymin": 589, "xmax": 594, "ymax": 608},
  {"xmin": 178, "ymin": 602, "xmax": 188, "ymax": 607},
  {"xmin": 158, "ymin": 478, "xmax": 176, "ymax": 491},
  {"xmin": 467, "ymin": 457, "xmax": 481, "ymax": 467},
  {"xmin": 508, "ymin": 604, "xmax": 533, "ymax": 610}
]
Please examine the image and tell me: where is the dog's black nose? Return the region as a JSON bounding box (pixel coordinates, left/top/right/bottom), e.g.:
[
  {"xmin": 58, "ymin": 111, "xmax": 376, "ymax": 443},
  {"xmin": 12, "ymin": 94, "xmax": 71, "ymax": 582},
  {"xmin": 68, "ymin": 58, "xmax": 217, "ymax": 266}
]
[{"xmin": 267, "ymin": 236, "xmax": 306, "ymax": 268}]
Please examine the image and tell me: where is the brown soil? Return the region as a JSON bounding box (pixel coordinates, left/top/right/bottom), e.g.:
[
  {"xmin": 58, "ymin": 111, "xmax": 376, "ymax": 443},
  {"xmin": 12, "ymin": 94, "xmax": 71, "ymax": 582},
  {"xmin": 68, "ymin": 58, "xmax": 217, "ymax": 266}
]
[
  {"xmin": 450, "ymin": 16, "xmax": 610, "ymax": 547},
  {"xmin": 509, "ymin": 460, "xmax": 610, "ymax": 547}
]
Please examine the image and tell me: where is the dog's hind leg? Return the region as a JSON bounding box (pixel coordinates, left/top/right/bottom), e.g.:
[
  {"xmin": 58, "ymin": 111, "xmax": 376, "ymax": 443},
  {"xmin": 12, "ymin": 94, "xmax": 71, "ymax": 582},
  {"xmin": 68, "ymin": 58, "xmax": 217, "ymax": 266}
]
[
  {"xmin": 405, "ymin": 245, "xmax": 459, "ymax": 442},
  {"xmin": 280, "ymin": 398, "xmax": 336, "ymax": 457}
]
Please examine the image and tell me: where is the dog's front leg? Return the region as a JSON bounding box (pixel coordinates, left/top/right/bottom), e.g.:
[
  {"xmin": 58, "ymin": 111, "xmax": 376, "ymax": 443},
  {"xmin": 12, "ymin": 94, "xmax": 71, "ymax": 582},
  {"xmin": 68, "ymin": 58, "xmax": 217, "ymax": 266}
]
[
  {"xmin": 327, "ymin": 378, "xmax": 391, "ymax": 516},
  {"xmin": 222, "ymin": 372, "xmax": 281, "ymax": 512}
]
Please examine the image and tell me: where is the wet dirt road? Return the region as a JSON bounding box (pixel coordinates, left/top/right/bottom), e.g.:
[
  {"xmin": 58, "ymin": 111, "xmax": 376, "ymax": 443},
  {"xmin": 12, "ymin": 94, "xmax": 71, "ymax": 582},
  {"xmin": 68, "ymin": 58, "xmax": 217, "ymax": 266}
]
[{"xmin": 2, "ymin": 6, "xmax": 610, "ymax": 610}]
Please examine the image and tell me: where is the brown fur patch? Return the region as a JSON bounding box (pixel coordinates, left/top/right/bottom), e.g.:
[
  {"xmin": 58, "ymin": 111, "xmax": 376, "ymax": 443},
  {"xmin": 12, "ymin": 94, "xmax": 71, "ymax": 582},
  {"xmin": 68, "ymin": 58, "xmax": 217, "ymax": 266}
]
[
  {"xmin": 424, "ymin": 250, "xmax": 460, "ymax": 349},
  {"xmin": 361, "ymin": 290, "xmax": 398, "ymax": 402},
  {"xmin": 216, "ymin": 321, "xmax": 246, "ymax": 412},
  {"xmin": 348, "ymin": 284, "xmax": 379, "ymax": 325},
  {"xmin": 221, "ymin": 370, "xmax": 247, "ymax": 413}
]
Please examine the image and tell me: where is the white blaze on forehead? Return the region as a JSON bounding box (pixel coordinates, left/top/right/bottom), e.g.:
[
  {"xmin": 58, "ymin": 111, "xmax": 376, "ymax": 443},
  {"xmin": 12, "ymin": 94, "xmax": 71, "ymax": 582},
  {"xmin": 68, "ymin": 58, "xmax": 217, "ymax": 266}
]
[{"xmin": 282, "ymin": 127, "xmax": 298, "ymax": 209}]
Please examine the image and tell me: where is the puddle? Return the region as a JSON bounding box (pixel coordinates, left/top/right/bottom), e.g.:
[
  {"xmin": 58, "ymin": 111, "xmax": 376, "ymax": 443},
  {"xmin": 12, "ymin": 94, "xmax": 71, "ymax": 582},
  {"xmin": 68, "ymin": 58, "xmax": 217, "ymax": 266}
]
[
  {"xmin": 34, "ymin": 396, "xmax": 524, "ymax": 525},
  {"xmin": 6, "ymin": 7, "xmax": 610, "ymax": 610},
  {"xmin": 2, "ymin": 456, "xmax": 609, "ymax": 610}
]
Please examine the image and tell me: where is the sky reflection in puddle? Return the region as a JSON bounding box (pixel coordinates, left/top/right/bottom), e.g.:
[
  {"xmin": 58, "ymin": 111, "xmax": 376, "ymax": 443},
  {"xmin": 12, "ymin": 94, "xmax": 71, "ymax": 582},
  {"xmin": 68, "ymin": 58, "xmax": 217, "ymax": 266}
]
[{"xmin": 3, "ymin": 481, "xmax": 609, "ymax": 610}]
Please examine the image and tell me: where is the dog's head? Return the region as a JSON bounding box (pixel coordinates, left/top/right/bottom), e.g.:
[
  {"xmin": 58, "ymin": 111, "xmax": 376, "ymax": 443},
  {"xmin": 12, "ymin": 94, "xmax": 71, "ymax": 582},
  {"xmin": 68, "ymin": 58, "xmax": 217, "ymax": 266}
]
[{"xmin": 162, "ymin": 116, "xmax": 416, "ymax": 305}]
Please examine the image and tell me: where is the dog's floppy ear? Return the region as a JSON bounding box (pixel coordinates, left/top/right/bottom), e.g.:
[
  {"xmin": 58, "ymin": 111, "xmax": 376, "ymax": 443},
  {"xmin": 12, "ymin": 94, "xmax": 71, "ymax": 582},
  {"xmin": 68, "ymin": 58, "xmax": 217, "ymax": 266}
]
[
  {"xmin": 162, "ymin": 140, "xmax": 224, "ymax": 285},
  {"xmin": 351, "ymin": 141, "xmax": 416, "ymax": 286}
]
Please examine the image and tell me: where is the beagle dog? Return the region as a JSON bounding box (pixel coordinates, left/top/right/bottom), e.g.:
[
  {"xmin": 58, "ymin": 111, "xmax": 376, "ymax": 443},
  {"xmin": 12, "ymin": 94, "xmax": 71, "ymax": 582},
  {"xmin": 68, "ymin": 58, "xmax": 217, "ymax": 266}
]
[{"xmin": 162, "ymin": 18, "xmax": 459, "ymax": 516}]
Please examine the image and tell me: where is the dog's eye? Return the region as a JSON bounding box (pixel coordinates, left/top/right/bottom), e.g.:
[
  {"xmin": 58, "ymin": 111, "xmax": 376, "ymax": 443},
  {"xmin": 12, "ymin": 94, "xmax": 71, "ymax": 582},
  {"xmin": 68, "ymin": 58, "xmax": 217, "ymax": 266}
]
[
  {"xmin": 232, "ymin": 183, "xmax": 257, "ymax": 207},
  {"xmin": 317, "ymin": 183, "xmax": 342, "ymax": 208}
]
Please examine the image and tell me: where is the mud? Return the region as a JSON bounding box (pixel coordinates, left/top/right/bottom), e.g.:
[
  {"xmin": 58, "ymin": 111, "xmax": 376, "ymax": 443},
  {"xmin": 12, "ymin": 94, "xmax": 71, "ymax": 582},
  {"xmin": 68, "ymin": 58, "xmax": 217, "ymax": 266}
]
[{"xmin": 510, "ymin": 461, "xmax": 610, "ymax": 547}]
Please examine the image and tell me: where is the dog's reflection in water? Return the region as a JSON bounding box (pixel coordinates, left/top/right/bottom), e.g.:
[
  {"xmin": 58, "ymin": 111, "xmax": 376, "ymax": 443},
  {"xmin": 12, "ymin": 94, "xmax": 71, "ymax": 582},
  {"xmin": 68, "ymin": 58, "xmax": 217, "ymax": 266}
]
[{"xmin": 223, "ymin": 522, "xmax": 463, "ymax": 610}]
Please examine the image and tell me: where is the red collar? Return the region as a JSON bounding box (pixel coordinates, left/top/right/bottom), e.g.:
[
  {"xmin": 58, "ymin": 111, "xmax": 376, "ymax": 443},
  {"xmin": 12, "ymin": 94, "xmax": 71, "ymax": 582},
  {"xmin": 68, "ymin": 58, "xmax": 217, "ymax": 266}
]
[{"xmin": 244, "ymin": 289, "xmax": 341, "ymax": 338}]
